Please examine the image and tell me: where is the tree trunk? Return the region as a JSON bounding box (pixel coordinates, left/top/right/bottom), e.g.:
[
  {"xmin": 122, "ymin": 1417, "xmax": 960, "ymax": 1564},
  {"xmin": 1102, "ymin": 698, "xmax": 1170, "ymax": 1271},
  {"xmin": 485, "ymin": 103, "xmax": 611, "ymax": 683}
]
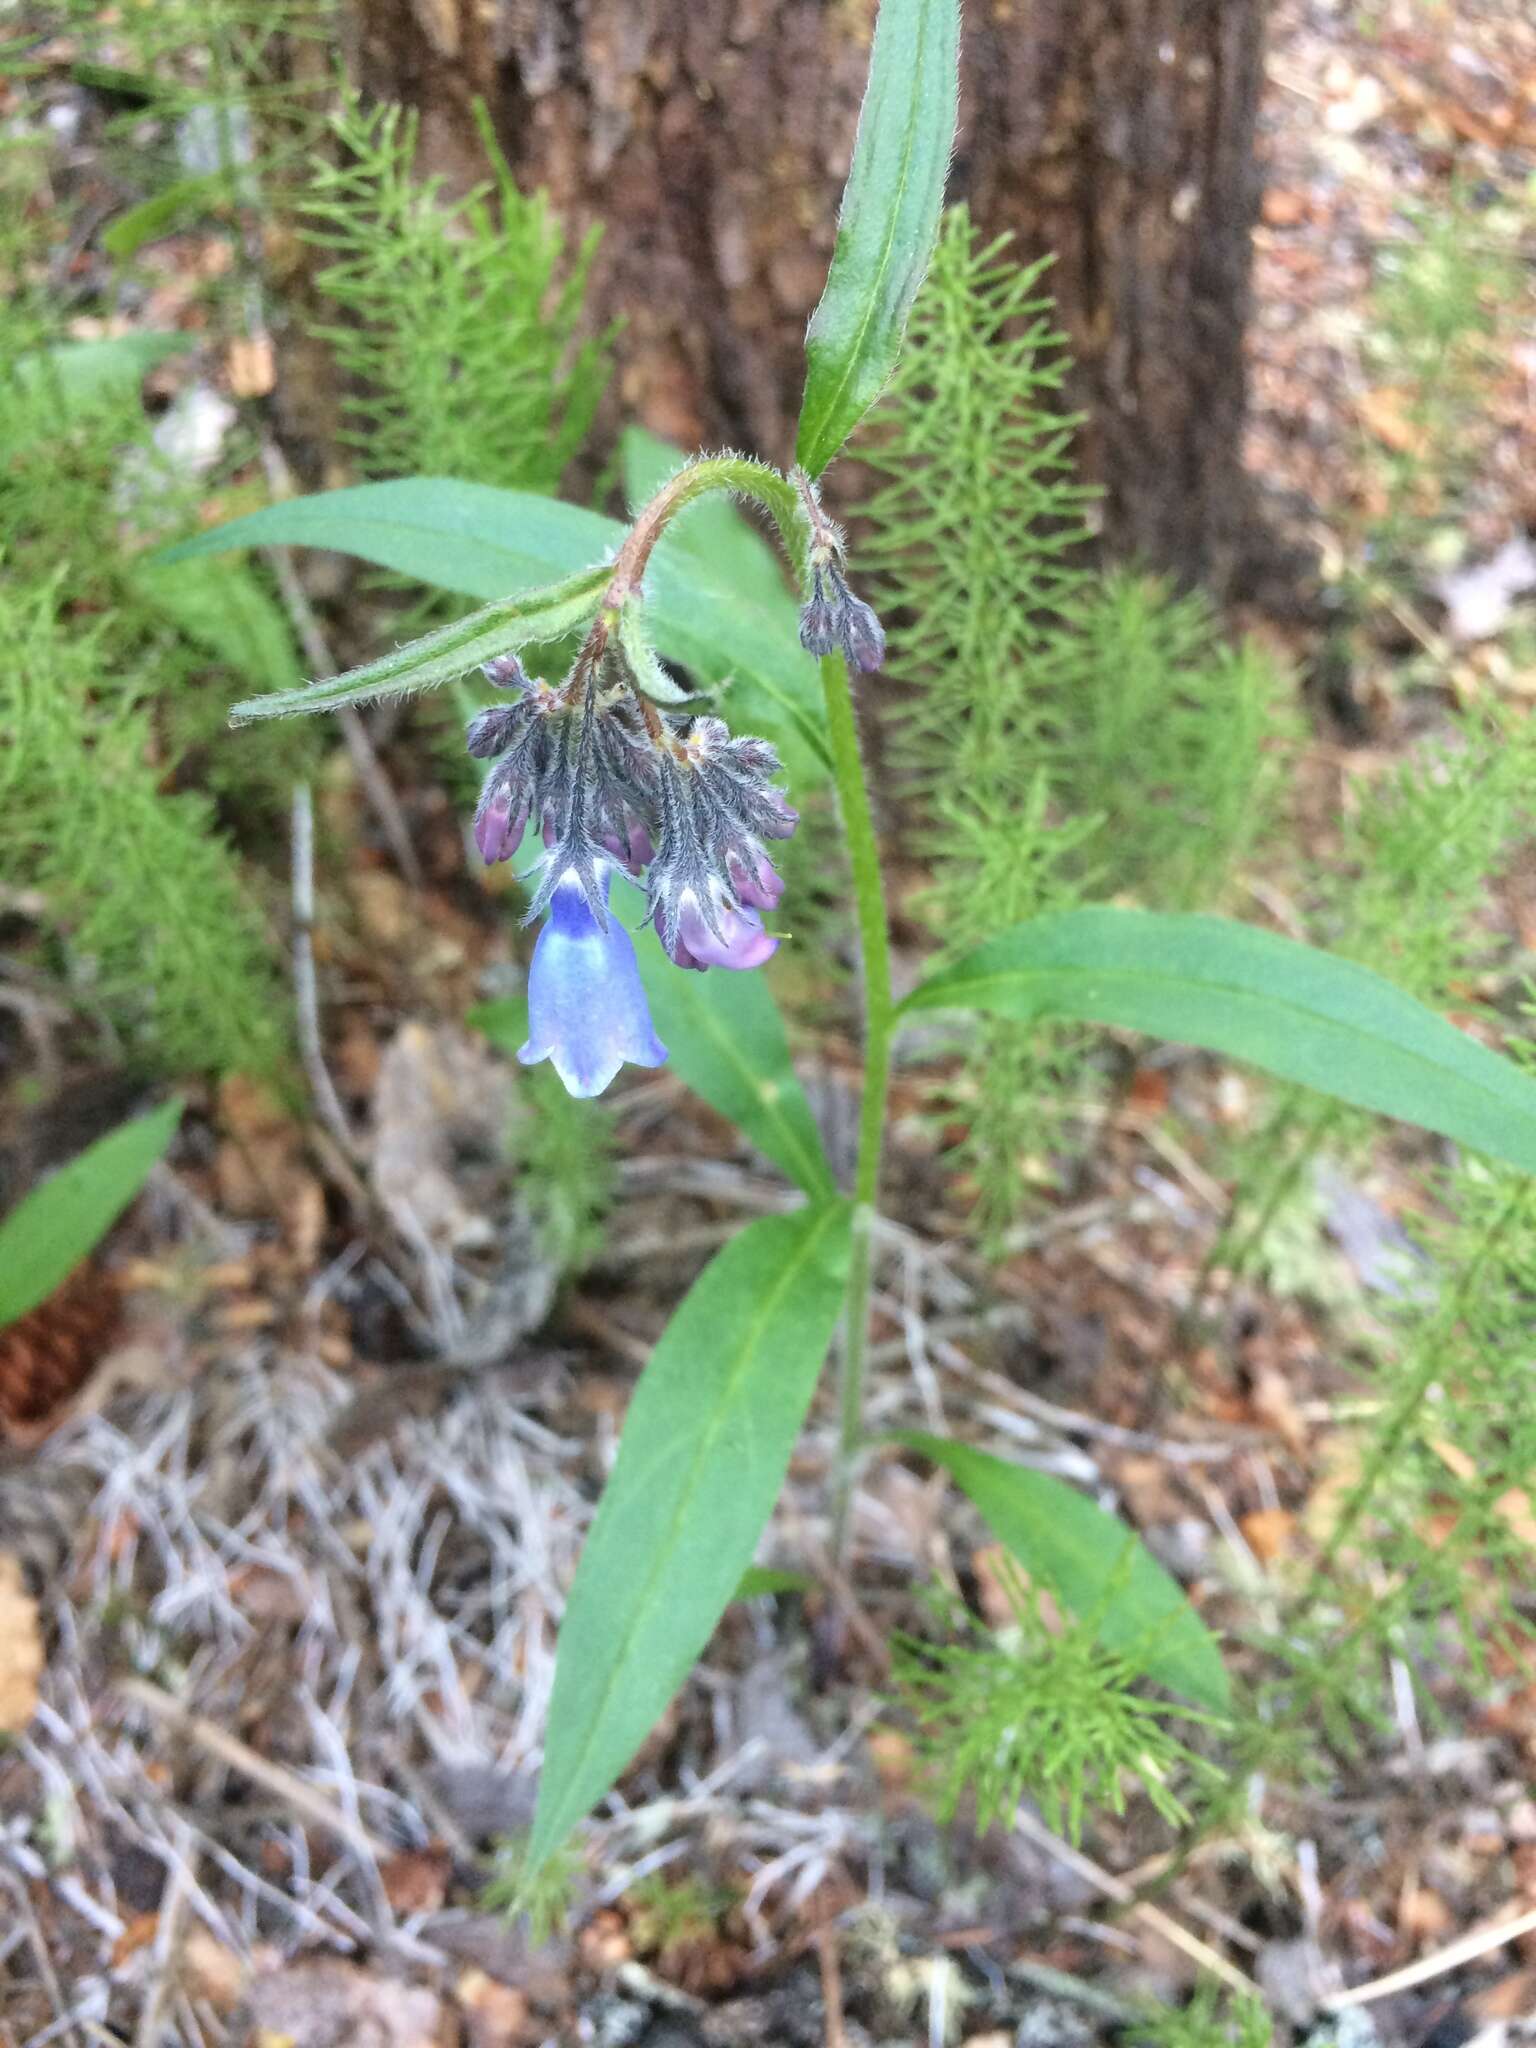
[{"xmin": 343, "ymin": 0, "xmax": 1270, "ymax": 593}]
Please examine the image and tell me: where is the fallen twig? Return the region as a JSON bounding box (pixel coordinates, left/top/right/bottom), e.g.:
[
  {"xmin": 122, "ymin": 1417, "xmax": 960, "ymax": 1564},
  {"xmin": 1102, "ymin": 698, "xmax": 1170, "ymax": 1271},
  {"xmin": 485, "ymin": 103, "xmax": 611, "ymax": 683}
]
[
  {"xmin": 1012, "ymin": 1807, "xmax": 1260, "ymax": 2003},
  {"xmin": 1324, "ymin": 1898, "xmax": 1536, "ymax": 2010},
  {"xmin": 116, "ymin": 1674, "xmax": 393, "ymax": 1863},
  {"xmin": 291, "ymin": 782, "xmax": 361, "ymax": 1162},
  {"xmin": 817, "ymin": 1925, "xmax": 847, "ymax": 2048}
]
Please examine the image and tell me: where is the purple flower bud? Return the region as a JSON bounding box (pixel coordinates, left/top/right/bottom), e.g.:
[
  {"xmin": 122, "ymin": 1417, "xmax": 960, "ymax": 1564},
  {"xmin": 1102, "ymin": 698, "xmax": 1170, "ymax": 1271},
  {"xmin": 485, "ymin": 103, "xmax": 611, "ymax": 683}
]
[
  {"xmin": 474, "ymin": 792, "xmax": 527, "ymax": 864},
  {"xmin": 727, "ymin": 846, "xmax": 784, "ymax": 911},
  {"xmin": 798, "ymin": 588, "xmax": 841, "ymax": 659},
  {"xmin": 798, "ymin": 565, "xmax": 886, "ymax": 674},
  {"xmin": 666, "ymin": 893, "xmax": 779, "ymax": 973},
  {"xmin": 600, "ymin": 819, "xmax": 656, "ymax": 874},
  {"xmin": 755, "ymin": 789, "xmax": 799, "ymax": 841},
  {"xmin": 466, "ymin": 705, "xmax": 524, "ymax": 758},
  {"xmin": 519, "ymin": 872, "xmax": 668, "ymax": 1098},
  {"xmin": 838, "ymin": 592, "xmax": 886, "ymax": 674},
  {"xmin": 482, "ymin": 652, "xmax": 530, "ymax": 691}
]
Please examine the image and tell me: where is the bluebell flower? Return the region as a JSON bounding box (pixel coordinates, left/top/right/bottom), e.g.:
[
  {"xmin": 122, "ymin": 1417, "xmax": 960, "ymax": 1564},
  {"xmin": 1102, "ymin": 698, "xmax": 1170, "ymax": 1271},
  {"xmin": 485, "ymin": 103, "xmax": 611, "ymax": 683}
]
[{"xmin": 518, "ymin": 869, "xmax": 667, "ymax": 1098}]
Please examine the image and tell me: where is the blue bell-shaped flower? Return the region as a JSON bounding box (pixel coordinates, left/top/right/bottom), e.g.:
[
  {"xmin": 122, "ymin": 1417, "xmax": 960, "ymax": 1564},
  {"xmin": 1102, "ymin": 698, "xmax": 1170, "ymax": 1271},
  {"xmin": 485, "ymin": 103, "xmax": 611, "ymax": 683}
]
[{"xmin": 519, "ymin": 869, "xmax": 667, "ymax": 1098}]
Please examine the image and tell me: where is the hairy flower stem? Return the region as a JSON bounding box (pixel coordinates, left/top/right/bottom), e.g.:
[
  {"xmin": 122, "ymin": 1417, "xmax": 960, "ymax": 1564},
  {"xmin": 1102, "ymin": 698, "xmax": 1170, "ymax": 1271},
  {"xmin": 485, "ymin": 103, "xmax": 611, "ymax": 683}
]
[
  {"xmin": 601, "ymin": 455, "xmax": 807, "ymax": 609},
  {"xmin": 819, "ymin": 652, "xmax": 896, "ymax": 1567}
]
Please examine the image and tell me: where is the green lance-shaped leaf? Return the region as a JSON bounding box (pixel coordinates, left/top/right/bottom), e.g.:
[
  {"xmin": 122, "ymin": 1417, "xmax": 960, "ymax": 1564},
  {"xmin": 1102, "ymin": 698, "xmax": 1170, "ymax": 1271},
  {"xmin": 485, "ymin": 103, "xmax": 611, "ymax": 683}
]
[
  {"xmin": 894, "ymin": 1433, "xmax": 1230, "ymax": 1711},
  {"xmin": 795, "ymin": 0, "xmax": 960, "ymax": 478},
  {"xmin": 635, "ymin": 933, "xmax": 836, "ymax": 1199},
  {"xmin": 0, "ymin": 1099, "xmax": 183, "ymax": 1330},
  {"xmin": 8, "ymin": 331, "xmax": 195, "ymax": 411},
  {"xmin": 225, "ymin": 568, "xmax": 610, "ymax": 724},
  {"xmin": 902, "ymin": 907, "xmax": 1536, "ymax": 1179},
  {"xmin": 528, "ymin": 1199, "xmax": 854, "ymax": 1871},
  {"xmin": 161, "ymin": 479, "xmax": 830, "ymax": 783}
]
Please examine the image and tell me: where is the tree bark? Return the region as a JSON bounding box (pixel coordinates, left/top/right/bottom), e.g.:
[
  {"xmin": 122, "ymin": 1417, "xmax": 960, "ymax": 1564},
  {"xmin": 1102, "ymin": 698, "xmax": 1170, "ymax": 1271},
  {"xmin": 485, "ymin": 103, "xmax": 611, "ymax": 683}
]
[{"xmin": 343, "ymin": 0, "xmax": 1270, "ymax": 593}]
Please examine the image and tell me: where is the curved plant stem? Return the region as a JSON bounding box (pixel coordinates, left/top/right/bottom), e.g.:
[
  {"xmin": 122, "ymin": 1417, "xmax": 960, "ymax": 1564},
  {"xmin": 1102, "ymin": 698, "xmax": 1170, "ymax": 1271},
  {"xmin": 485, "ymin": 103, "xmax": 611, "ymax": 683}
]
[{"xmin": 819, "ymin": 652, "xmax": 896, "ymax": 1565}]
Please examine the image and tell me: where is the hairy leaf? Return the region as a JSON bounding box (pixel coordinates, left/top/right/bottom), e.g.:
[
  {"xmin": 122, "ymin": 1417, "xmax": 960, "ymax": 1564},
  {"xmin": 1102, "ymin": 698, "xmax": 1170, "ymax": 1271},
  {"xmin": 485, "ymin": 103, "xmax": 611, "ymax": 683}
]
[
  {"xmin": 529, "ymin": 1200, "xmax": 853, "ymax": 1869},
  {"xmin": 224, "ymin": 570, "xmax": 609, "ymax": 723},
  {"xmin": 162, "ymin": 480, "xmax": 830, "ymax": 780},
  {"xmin": 635, "ymin": 935, "xmax": 835, "ymax": 1198},
  {"xmin": 895, "ymin": 1433, "xmax": 1229, "ymax": 1710},
  {"xmin": 902, "ymin": 908, "xmax": 1536, "ymax": 1177},
  {"xmin": 0, "ymin": 1100, "xmax": 183, "ymax": 1329},
  {"xmin": 795, "ymin": 0, "xmax": 960, "ymax": 477}
]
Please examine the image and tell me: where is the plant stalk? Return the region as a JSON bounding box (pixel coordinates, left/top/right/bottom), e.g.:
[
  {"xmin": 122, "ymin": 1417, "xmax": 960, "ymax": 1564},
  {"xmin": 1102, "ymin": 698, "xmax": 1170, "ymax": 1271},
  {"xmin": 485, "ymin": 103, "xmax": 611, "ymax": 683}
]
[{"xmin": 819, "ymin": 652, "xmax": 896, "ymax": 1565}]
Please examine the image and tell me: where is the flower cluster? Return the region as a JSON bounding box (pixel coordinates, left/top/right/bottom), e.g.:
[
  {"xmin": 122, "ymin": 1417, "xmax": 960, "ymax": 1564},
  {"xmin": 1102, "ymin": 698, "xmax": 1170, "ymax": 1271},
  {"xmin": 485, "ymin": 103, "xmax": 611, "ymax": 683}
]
[{"xmin": 471, "ymin": 650, "xmax": 800, "ymax": 1098}]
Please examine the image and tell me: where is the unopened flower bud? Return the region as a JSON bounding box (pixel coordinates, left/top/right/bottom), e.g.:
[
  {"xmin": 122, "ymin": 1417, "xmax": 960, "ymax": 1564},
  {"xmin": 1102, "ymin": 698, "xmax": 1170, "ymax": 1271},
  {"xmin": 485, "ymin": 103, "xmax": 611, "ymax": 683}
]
[
  {"xmin": 667, "ymin": 894, "xmax": 779, "ymax": 973},
  {"xmin": 474, "ymin": 792, "xmax": 526, "ymax": 864},
  {"xmin": 797, "ymin": 565, "xmax": 886, "ymax": 674},
  {"xmin": 465, "ymin": 705, "xmax": 524, "ymax": 758},
  {"xmin": 482, "ymin": 652, "xmax": 530, "ymax": 691},
  {"xmin": 838, "ymin": 592, "xmax": 886, "ymax": 674},
  {"xmin": 727, "ymin": 846, "xmax": 784, "ymax": 911}
]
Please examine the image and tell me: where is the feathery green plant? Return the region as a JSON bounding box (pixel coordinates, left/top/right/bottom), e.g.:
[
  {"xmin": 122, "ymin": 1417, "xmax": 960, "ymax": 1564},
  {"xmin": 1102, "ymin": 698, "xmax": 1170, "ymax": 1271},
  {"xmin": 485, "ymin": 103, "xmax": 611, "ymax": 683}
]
[
  {"xmin": 1268, "ymin": 1132, "xmax": 1536, "ymax": 1721},
  {"xmin": 860, "ymin": 209, "xmax": 1293, "ymax": 1234},
  {"xmin": 0, "ymin": 116, "xmax": 303, "ymax": 1075},
  {"xmin": 303, "ymin": 94, "xmax": 611, "ymax": 494},
  {"xmin": 1210, "ymin": 705, "xmax": 1536, "ymax": 1287},
  {"xmin": 0, "ymin": 578, "xmax": 287, "ymax": 1075},
  {"xmin": 1129, "ymin": 1982, "xmax": 1274, "ymax": 2048},
  {"xmin": 890, "ymin": 1560, "xmax": 1223, "ymax": 1845},
  {"xmin": 302, "ymin": 91, "xmax": 615, "ymax": 795},
  {"xmin": 1359, "ymin": 181, "xmax": 1523, "ymax": 579},
  {"xmin": 509, "ymin": 1065, "xmax": 617, "ymax": 1273}
]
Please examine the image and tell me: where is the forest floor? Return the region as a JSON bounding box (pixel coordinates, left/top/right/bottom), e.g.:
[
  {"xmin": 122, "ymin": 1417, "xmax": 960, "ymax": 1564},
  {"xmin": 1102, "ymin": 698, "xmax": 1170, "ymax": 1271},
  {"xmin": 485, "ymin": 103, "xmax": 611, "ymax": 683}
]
[{"xmin": 4, "ymin": 3, "xmax": 1536, "ymax": 2046}]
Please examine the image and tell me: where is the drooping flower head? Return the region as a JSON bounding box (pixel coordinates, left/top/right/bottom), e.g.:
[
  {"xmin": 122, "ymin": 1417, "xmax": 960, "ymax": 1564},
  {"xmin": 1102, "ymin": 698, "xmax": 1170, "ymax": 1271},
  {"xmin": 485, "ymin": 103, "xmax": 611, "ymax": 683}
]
[{"xmin": 468, "ymin": 639, "xmax": 801, "ymax": 1097}]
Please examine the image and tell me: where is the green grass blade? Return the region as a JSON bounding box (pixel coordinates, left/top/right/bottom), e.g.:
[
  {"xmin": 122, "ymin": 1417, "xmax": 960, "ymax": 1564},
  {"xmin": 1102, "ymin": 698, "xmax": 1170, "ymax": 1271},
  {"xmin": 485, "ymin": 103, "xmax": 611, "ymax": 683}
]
[{"xmin": 0, "ymin": 1100, "xmax": 183, "ymax": 1329}]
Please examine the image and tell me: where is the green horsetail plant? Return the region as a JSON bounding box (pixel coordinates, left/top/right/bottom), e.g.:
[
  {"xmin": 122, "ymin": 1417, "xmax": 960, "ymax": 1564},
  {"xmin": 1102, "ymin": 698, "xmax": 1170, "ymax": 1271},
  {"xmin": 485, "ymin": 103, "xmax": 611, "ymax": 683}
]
[
  {"xmin": 176, "ymin": 0, "xmax": 1536, "ymax": 1905},
  {"xmin": 302, "ymin": 93, "xmax": 612, "ymax": 495},
  {"xmin": 860, "ymin": 211, "xmax": 1294, "ymax": 1235}
]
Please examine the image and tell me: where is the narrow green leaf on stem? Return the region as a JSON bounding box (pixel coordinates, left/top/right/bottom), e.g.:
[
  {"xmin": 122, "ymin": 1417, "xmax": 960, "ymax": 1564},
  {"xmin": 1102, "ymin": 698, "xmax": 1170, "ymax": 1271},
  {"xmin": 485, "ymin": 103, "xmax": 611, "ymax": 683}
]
[
  {"xmin": 635, "ymin": 934, "xmax": 836, "ymax": 1199},
  {"xmin": 902, "ymin": 907, "xmax": 1536, "ymax": 1178},
  {"xmin": 8, "ymin": 331, "xmax": 194, "ymax": 420},
  {"xmin": 528, "ymin": 1199, "xmax": 854, "ymax": 1871},
  {"xmin": 615, "ymin": 597, "xmax": 693, "ymax": 706},
  {"xmin": 893, "ymin": 1432, "xmax": 1230, "ymax": 1711},
  {"xmin": 0, "ymin": 1100, "xmax": 183, "ymax": 1329},
  {"xmin": 163, "ymin": 479, "xmax": 830, "ymax": 780},
  {"xmin": 795, "ymin": 0, "xmax": 960, "ymax": 478},
  {"xmin": 227, "ymin": 570, "xmax": 609, "ymax": 723}
]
